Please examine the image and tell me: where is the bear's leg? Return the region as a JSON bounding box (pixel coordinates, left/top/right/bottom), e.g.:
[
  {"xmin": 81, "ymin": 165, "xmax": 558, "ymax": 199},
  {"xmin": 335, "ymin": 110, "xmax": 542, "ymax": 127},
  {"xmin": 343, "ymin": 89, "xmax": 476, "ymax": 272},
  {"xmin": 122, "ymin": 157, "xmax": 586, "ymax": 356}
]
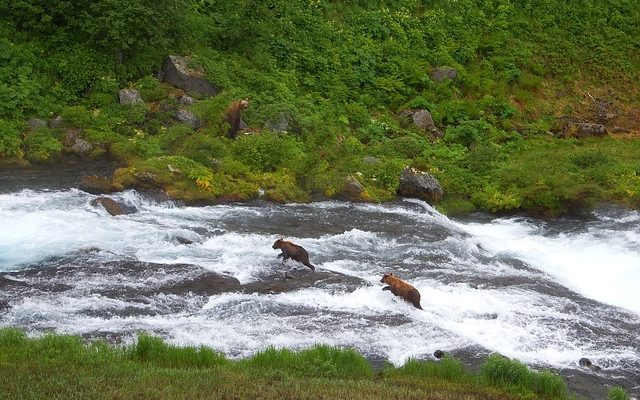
[{"xmin": 382, "ymin": 286, "xmax": 392, "ymax": 291}]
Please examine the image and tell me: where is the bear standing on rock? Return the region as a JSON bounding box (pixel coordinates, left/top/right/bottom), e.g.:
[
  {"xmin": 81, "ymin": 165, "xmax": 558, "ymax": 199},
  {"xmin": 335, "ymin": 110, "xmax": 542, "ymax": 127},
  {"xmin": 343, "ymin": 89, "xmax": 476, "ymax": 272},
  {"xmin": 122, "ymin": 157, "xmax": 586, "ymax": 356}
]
[
  {"xmin": 272, "ymin": 239, "xmax": 315, "ymax": 271},
  {"xmin": 225, "ymin": 98, "xmax": 249, "ymax": 139},
  {"xmin": 380, "ymin": 272, "xmax": 423, "ymax": 310}
]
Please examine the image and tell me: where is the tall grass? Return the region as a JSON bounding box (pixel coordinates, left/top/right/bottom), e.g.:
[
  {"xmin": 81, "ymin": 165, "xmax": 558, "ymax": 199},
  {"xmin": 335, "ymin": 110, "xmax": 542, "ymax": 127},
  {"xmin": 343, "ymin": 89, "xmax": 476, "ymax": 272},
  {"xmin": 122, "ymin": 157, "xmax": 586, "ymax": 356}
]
[
  {"xmin": 608, "ymin": 386, "xmax": 631, "ymax": 400},
  {"xmin": 385, "ymin": 356, "xmax": 470, "ymax": 382},
  {"xmin": 480, "ymin": 353, "xmax": 570, "ymax": 399}
]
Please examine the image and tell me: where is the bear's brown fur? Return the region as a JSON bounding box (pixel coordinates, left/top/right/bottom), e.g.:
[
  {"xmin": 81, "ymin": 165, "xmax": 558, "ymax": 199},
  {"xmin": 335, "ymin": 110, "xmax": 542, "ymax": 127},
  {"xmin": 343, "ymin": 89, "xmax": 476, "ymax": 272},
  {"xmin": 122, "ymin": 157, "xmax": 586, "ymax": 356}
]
[
  {"xmin": 380, "ymin": 272, "xmax": 423, "ymax": 310},
  {"xmin": 272, "ymin": 239, "xmax": 315, "ymax": 270},
  {"xmin": 225, "ymin": 99, "xmax": 249, "ymax": 139}
]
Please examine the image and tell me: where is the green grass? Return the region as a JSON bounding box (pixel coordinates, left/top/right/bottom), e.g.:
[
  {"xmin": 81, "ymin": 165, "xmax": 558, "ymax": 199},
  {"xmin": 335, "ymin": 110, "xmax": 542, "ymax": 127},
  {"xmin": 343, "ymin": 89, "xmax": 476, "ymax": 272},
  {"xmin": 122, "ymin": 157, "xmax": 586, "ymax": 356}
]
[
  {"xmin": 1, "ymin": 327, "xmax": 615, "ymax": 400},
  {"xmin": 608, "ymin": 386, "xmax": 631, "ymax": 400}
]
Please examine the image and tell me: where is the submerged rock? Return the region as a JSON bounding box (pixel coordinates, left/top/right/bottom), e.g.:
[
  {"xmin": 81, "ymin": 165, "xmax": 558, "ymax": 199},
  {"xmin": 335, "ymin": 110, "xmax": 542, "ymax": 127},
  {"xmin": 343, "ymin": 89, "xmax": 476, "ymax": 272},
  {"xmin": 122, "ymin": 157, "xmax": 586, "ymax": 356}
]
[{"xmin": 241, "ymin": 268, "xmax": 369, "ymax": 295}]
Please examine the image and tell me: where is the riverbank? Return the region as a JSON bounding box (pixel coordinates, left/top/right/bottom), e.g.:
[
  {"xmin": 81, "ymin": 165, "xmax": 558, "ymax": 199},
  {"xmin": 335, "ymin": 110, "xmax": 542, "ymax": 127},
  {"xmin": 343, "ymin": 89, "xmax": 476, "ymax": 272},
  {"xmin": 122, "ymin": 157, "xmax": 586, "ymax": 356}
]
[{"xmin": 1, "ymin": 327, "xmax": 630, "ymax": 400}]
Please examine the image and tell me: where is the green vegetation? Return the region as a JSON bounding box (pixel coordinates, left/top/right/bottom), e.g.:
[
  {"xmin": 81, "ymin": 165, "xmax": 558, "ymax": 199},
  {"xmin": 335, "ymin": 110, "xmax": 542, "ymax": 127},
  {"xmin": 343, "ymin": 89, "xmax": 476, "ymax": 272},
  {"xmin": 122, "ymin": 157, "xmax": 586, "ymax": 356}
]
[
  {"xmin": 1, "ymin": 0, "xmax": 639, "ymax": 214},
  {"xmin": 2, "ymin": 327, "xmax": 619, "ymax": 399},
  {"xmin": 608, "ymin": 386, "xmax": 631, "ymax": 400}
]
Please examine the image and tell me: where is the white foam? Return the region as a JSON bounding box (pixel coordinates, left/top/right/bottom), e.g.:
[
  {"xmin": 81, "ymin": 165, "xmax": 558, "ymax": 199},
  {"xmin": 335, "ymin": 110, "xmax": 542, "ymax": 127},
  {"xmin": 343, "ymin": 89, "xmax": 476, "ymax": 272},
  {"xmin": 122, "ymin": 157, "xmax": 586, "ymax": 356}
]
[{"xmin": 460, "ymin": 217, "xmax": 640, "ymax": 315}]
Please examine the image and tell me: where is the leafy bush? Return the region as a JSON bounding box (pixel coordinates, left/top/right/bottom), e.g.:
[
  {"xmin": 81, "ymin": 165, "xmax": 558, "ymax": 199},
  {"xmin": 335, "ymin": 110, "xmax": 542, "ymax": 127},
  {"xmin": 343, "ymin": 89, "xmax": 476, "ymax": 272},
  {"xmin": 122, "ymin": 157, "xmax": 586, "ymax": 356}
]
[
  {"xmin": 23, "ymin": 127, "xmax": 63, "ymax": 162},
  {"xmin": 232, "ymin": 133, "xmax": 305, "ymax": 172},
  {"xmin": 0, "ymin": 120, "xmax": 24, "ymax": 158}
]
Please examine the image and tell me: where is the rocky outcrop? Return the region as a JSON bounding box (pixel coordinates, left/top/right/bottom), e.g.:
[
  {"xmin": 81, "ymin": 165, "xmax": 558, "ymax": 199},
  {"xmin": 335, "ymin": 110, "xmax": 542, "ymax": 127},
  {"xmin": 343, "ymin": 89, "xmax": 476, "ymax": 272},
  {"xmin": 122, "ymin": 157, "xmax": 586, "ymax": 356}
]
[
  {"xmin": 27, "ymin": 118, "xmax": 47, "ymax": 131},
  {"xmin": 118, "ymin": 89, "xmax": 144, "ymax": 105},
  {"xmin": 399, "ymin": 109, "xmax": 441, "ymax": 137},
  {"xmin": 79, "ymin": 175, "xmax": 120, "ymax": 195},
  {"xmin": 70, "ymin": 139, "xmax": 93, "ymax": 156},
  {"xmin": 161, "ymin": 55, "xmax": 217, "ymax": 97},
  {"xmin": 174, "ymin": 109, "xmax": 201, "ymax": 130},
  {"xmin": 340, "ymin": 175, "xmax": 368, "ymax": 201},
  {"xmin": 564, "ymin": 123, "xmax": 607, "ymax": 138},
  {"xmin": 397, "ymin": 167, "xmax": 443, "ymax": 204},
  {"xmin": 91, "ymin": 197, "xmax": 127, "ymax": 216},
  {"xmin": 431, "ymin": 67, "xmax": 458, "ymax": 83},
  {"xmin": 241, "ymin": 268, "xmax": 369, "ymax": 295}
]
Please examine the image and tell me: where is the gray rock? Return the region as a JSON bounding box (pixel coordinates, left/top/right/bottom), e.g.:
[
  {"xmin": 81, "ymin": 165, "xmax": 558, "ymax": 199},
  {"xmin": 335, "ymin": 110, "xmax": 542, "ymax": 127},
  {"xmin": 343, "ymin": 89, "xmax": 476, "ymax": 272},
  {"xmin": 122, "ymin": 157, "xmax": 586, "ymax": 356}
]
[
  {"xmin": 161, "ymin": 55, "xmax": 217, "ymax": 97},
  {"xmin": 342, "ymin": 175, "xmax": 366, "ymax": 200},
  {"xmin": 266, "ymin": 114, "xmax": 291, "ymax": 132},
  {"xmin": 70, "ymin": 139, "xmax": 93, "ymax": 156},
  {"xmin": 48, "ymin": 116, "xmax": 64, "ymax": 129},
  {"xmin": 174, "ymin": 109, "xmax": 201, "ymax": 130},
  {"xmin": 565, "ymin": 123, "xmax": 607, "ymax": 138},
  {"xmin": 177, "ymin": 95, "xmax": 195, "ymax": 106},
  {"xmin": 400, "ymin": 109, "xmax": 440, "ymax": 137},
  {"xmin": 363, "ymin": 156, "xmax": 381, "ymax": 165},
  {"xmin": 118, "ymin": 89, "xmax": 144, "ymax": 105},
  {"xmin": 431, "ymin": 67, "xmax": 458, "ymax": 83},
  {"xmin": 28, "ymin": 118, "xmax": 47, "ymax": 131},
  {"xmin": 397, "ymin": 167, "xmax": 444, "ymax": 204}
]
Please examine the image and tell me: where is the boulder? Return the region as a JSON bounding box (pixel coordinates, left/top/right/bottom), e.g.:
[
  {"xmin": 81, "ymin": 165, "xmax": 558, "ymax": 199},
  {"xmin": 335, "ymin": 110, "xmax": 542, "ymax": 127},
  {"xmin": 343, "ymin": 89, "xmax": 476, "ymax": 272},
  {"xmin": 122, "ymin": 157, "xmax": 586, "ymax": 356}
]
[
  {"xmin": 27, "ymin": 118, "xmax": 47, "ymax": 131},
  {"xmin": 431, "ymin": 67, "xmax": 458, "ymax": 83},
  {"xmin": 266, "ymin": 114, "xmax": 291, "ymax": 133},
  {"xmin": 397, "ymin": 167, "xmax": 443, "ymax": 204},
  {"xmin": 400, "ymin": 109, "xmax": 440, "ymax": 137},
  {"xmin": 91, "ymin": 197, "xmax": 125, "ymax": 216},
  {"xmin": 363, "ymin": 156, "xmax": 381, "ymax": 165},
  {"xmin": 161, "ymin": 55, "xmax": 217, "ymax": 97},
  {"xmin": 177, "ymin": 95, "xmax": 195, "ymax": 106},
  {"xmin": 174, "ymin": 109, "xmax": 201, "ymax": 130},
  {"xmin": 341, "ymin": 175, "xmax": 367, "ymax": 201},
  {"xmin": 118, "ymin": 89, "xmax": 144, "ymax": 105},
  {"xmin": 70, "ymin": 138, "xmax": 93, "ymax": 156},
  {"xmin": 565, "ymin": 123, "xmax": 607, "ymax": 138},
  {"xmin": 48, "ymin": 115, "xmax": 64, "ymax": 129},
  {"xmin": 79, "ymin": 175, "xmax": 119, "ymax": 195}
]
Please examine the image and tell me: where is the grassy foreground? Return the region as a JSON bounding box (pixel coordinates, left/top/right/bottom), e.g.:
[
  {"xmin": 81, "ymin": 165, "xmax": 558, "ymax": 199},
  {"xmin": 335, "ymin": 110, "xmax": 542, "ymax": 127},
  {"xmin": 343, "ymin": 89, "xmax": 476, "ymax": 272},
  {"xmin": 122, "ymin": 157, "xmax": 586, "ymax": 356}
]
[{"xmin": 0, "ymin": 328, "xmax": 630, "ymax": 400}]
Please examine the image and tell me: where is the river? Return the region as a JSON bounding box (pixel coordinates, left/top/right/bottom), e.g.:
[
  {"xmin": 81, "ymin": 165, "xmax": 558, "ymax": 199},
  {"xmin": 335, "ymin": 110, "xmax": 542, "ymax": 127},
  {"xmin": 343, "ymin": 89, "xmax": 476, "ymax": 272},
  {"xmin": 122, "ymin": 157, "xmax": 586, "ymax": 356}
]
[{"xmin": 1, "ymin": 163, "xmax": 638, "ymax": 399}]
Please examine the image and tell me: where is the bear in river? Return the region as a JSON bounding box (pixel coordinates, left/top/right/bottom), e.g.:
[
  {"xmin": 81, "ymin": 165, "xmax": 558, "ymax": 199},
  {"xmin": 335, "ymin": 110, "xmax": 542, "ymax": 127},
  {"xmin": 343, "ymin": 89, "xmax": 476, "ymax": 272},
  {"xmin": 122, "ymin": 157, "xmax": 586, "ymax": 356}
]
[
  {"xmin": 272, "ymin": 239, "xmax": 315, "ymax": 271},
  {"xmin": 380, "ymin": 272, "xmax": 423, "ymax": 310}
]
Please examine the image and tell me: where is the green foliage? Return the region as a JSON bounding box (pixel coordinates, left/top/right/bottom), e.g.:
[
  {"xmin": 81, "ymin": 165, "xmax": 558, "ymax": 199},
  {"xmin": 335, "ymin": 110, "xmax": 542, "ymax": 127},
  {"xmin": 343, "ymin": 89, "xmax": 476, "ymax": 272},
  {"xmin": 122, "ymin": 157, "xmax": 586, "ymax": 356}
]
[
  {"xmin": 480, "ymin": 354, "xmax": 569, "ymax": 399},
  {"xmin": 608, "ymin": 386, "xmax": 631, "ymax": 400},
  {"xmin": 0, "ymin": 119, "xmax": 25, "ymax": 159},
  {"xmin": 386, "ymin": 356, "xmax": 469, "ymax": 382},
  {"xmin": 129, "ymin": 333, "xmax": 227, "ymax": 369},
  {"xmin": 240, "ymin": 345, "xmax": 373, "ymax": 380},
  {"xmin": 134, "ymin": 76, "xmax": 171, "ymax": 102},
  {"xmin": 232, "ymin": 133, "xmax": 305, "ymax": 172},
  {"xmin": 23, "ymin": 127, "xmax": 63, "ymax": 162}
]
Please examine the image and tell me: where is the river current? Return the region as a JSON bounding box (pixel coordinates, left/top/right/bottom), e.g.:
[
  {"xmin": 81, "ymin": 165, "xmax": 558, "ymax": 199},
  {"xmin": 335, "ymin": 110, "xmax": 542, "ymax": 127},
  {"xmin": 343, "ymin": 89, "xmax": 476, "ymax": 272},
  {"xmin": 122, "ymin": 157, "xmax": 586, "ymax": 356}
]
[{"xmin": 1, "ymin": 166, "xmax": 638, "ymax": 398}]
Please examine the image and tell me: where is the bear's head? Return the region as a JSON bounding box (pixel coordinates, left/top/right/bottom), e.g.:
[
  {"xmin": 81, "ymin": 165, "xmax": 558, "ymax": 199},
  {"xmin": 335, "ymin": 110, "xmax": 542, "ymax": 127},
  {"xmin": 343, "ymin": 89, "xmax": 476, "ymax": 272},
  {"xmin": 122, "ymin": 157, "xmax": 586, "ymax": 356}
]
[
  {"xmin": 272, "ymin": 238, "xmax": 284, "ymax": 249},
  {"xmin": 380, "ymin": 272, "xmax": 396, "ymax": 283}
]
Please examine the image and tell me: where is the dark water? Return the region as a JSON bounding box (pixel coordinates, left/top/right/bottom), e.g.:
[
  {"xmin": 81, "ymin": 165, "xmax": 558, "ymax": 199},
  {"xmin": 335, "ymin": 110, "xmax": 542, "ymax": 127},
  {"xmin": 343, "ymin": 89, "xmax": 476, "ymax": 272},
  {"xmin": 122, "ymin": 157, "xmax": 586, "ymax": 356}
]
[{"xmin": 1, "ymin": 164, "xmax": 638, "ymax": 399}]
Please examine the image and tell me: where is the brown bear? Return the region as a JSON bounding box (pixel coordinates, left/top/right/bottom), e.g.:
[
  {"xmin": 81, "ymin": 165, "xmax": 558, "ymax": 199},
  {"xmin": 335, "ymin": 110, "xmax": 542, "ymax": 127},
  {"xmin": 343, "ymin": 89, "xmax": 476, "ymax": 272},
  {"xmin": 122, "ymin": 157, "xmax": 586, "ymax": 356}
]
[
  {"xmin": 272, "ymin": 239, "xmax": 315, "ymax": 271},
  {"xmin": 225, "ymin": 98, "xmax": 249, "ymax": 139},
  {"xmin": 380, "ymin": 272, "xmax": 423, "ymax": 310}
]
